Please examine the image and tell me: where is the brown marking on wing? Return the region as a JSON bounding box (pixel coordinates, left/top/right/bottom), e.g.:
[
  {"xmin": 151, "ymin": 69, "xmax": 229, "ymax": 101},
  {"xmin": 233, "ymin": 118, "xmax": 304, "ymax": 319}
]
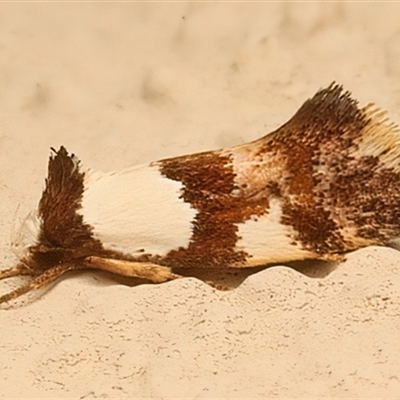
[
  {"xmin": 39, "ymin": 148, "xmax": 99, "ymax": 249},
  {"xmin": 268, "ymin": 84, "xmax": 366, "ymax": 254},
  {"xmin": 28, "ymin": 84, "xmax": 400, "ymax": 273},
  {"xmin": 24, "ymin": 147, "xmax": 103, "ymax": 272},
  {"xmin": 257, "ymin": 83, "xmax": 400, "ymax": 255},
  {"xmin": 160, "ymin": 83, "xmax": 400, "ymax": 265},
  {"xmin": 159, "ymin": 152, "xmax": 249, "ymax": 267},
  {"xmin": 27, "ymin": 148, "xmax": 134, "ymax": 274}
]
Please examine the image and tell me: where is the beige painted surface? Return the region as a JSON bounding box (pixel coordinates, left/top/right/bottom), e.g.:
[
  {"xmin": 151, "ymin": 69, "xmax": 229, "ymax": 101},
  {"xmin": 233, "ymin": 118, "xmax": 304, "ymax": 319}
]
[{"xmin": 1, "ymin": 3, "xmax": 400, "ymax": 398}]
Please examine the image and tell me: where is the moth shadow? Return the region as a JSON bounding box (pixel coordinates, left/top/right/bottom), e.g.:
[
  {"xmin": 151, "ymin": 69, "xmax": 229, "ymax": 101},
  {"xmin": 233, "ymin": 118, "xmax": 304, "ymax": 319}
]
[
  {"xmin": 79, "ymin": 259, "xmax": 339, "ymax": 292},
  {"xmin": 284, "ymin": 259, "xmax": 338, "ymax": 278},
  {"xmin": 174, "ymin": 259, "xmax": 338, "ymax": 290},
  {"xmin": 0, "ymin": 259, "xmax": 338, "ymax": 309}
]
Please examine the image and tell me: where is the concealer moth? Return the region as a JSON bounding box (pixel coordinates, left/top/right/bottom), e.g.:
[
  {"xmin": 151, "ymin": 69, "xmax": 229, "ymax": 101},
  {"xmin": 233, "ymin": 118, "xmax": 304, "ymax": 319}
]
[{"xmin": 1, "ymin": 83, "xmax": 400, "ymax": 304}]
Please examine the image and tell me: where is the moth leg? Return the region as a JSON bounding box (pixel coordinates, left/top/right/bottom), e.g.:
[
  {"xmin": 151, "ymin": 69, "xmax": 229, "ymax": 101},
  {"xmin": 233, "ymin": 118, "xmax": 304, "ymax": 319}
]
[
  {"xmin": 0, "ymin": 263, "xmax": 78, "ymax": 304},
  {"xmin": 0, "ymin": 263, "xmax": 32, "ymax": 280},
  {"xmin": 83, "ymin": 256, "xmax": 181, "ymax": 283}
]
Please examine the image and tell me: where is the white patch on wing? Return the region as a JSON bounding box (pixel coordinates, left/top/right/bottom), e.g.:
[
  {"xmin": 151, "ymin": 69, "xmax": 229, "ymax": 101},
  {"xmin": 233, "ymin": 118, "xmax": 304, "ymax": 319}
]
[
  {"xmin": 236, "ymin": 198, "xmax": 315, "ymax": 265},
  {"xmin": 80, "ymin": 163, "xmax": 196, "ymax": 256}
]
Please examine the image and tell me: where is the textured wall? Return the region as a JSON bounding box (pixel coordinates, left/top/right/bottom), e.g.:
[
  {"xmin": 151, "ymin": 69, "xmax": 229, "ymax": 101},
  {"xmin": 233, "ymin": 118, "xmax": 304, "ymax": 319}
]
[{"xmin": 1, "ymin": 3, "xmax": 400, "ymax": 397}]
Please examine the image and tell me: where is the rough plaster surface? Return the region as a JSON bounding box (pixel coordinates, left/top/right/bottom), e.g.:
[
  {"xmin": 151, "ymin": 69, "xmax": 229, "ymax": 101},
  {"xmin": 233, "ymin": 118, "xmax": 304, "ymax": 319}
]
[{"xmin": 1, "ymin": 3, "xmax": 400, "ymax": 398}]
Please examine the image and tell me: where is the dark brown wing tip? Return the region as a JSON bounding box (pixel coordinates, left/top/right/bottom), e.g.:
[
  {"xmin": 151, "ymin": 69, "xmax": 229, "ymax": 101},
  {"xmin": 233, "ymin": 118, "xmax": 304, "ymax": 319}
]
[
  {"xmin": 40, "ymin": 146, "xmax": 84, "ymax": 218},
  {"xmin": 297, "ymin": 82, "xmax": 360, "ymax": 120},
  {"xmin": 277, "ymin": 82, "xmax": 367, "ymax": 142},
  {"xmin": 49, "ymin": 145, "xmax": 76, "ymax": 160},
  {"xmin": 47, "ymin": 146, "xmax": 81, "ymax": 176}
]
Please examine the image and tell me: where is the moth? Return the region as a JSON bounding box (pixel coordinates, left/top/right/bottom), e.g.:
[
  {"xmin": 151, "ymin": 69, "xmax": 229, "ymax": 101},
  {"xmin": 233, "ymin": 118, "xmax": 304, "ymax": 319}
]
[{"xmin": 1, "ymin": 83, "xmax": 400, "ymax": 304}]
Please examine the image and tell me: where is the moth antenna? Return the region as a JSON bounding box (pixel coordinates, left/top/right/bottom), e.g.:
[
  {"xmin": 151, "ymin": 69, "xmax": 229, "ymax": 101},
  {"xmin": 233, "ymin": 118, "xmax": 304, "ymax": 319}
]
[
  {"xmin": 0, "ymin": 263, "xmax": 79, "ymax": 305},
  {"xmin": 0, "ymin": 263, "xmax": 31, "ymax": 281}
]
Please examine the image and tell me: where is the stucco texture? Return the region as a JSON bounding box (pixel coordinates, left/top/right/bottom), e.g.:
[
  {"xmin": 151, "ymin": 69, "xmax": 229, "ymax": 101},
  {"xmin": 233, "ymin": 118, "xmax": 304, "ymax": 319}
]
[{"xmin": 1, "ymin": 3, "xmax": 400, "ymax": 398}]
